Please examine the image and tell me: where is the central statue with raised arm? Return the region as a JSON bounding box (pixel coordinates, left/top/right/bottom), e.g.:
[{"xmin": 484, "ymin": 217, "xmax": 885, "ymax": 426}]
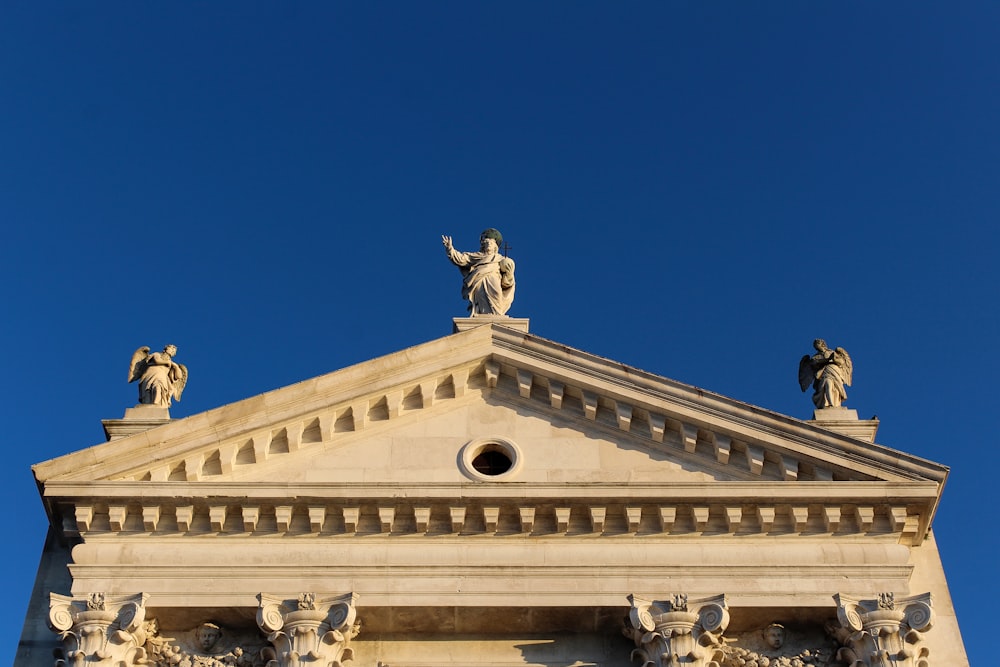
[{"xmin": 442, "ymin": 228, "xmax": 516, "ymax": 316}]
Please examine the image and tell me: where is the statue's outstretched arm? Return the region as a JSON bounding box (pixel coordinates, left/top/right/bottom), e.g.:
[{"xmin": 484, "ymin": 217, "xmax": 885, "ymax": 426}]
[{"xmin": 442, "ymin": 236, "xmax": 471, "ymax": 267}]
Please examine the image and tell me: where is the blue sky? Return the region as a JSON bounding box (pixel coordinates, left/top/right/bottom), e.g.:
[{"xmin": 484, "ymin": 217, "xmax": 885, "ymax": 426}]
[{"xmin": 2, "ymin": 3, "xmax": 996, "ymax": 664}]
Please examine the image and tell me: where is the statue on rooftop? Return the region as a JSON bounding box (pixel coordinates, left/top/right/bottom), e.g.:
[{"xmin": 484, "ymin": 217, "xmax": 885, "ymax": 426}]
[
  {"xmin": 442, "ymin": 228, "xmax": 516, "ymax": 316},
  {"xmin": 798, "ymin": 339, "xmax": 852, "ymax": 409},
  {"xmin": 128, "ymin": 344, "xmax": 188, "ymax": 407}
]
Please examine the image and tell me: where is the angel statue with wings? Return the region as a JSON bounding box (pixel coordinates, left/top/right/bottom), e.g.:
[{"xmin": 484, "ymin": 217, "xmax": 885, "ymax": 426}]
[
  {"xmin": 798, "ymin": 339, "xmax": 852, "ymax": 409},
  {"xmin": 128, "ymin": 344, "xmax": 188, "ymax": 407}
]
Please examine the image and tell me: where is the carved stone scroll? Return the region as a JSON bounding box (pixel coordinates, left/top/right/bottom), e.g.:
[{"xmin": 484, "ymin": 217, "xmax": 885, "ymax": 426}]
[
  {"xmin": 830, "ymin": 592, "xmax": 933, "ymax": 667},
  {"xmin": 48, "ymin": 592, "xmax": 149, "ymax": 667},
  {"xmin": 623, "ymin": 593, "xmax": 729, "ymax": 667},
  {"xmin": 256, "ymin": 592, "xmax": 360, "ymax": 667}
]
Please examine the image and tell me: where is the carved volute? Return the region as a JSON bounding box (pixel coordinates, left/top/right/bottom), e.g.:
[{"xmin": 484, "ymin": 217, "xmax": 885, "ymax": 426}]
[
  {"xmin": 830, "ymin": 593, "xmax": 933, "ymax": 667},
  {"xmin": 256, "ymin": 593, "xmax": 360, "ymax": 667},
  {"xmin": 623, "ymin": 593, "xmax": 729, "ymax": 667},
  {"xmin": 48, "ymin": 592, "xmax": 149, "ymax": 667}
]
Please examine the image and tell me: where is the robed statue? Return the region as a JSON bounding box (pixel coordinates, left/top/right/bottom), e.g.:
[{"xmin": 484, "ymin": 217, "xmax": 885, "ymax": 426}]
[
  {"xmin": 798, "ymin": 339, "xmax": 852, "ymax": 409},
  {"xmin": 128, "ymin": 344, "xmax": 188, "ymax": 407},
  {"xmin": 442, "ymin": 228, "xmax": 516, "ymax": 316}
]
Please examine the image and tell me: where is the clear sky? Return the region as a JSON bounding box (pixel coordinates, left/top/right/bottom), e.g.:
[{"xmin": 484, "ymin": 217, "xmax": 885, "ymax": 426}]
[{"xmin": 2, "ymin": 3, "xmax": 996, "ymax": 664}]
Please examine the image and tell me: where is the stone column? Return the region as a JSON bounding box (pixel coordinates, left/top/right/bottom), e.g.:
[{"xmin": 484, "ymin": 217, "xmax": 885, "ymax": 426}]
[
  {"xmin": 48, "ymin": 592, "xmax": 148, "ymax": 667},
  {"xmin": 257, "ymin": 592, "xmax": 360, "ymax": 667},
  {"xmin": 623, "ymin": 593, "xmax": 729, "ymax": 667},
  {"xmin": 830, "ymin": 592, "xmax": 933, "ymax": 667}
]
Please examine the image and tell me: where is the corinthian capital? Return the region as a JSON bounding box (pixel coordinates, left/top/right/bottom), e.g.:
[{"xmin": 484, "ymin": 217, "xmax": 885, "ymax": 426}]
[
  {"xmin": 830, "ymin": 592, "xmax": 934, "ymax": 667},
  {"xmin": 48, "ymin": 592, "xmax": 149, "ymax": 667},
  {"xmin": 257, "ymin": 592, "xmax": 360, "ymax": 667},
  {"xmin": 623, "ymin": 593, "xmax": 729, "ymax": 667}
]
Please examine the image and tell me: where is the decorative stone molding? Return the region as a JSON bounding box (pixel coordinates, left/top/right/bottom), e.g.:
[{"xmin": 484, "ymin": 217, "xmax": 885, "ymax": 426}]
[
  {"xmin": 829, "ymin": 592, "xmax": 933, "ymax": 667},
  {"xmin": 48, "ymin": 592, "xmax": 149, "ymax": 667},
  {"xmin": 56, "ymin": 494, "xmax": 927, "ymax": 542},
  {"xmin": 256, "ymin": 592, "xmax": 360, "ymax": 667},
  {"xmin": 623, "ymin": 593, "xmax": 729, "ymax": 667}
]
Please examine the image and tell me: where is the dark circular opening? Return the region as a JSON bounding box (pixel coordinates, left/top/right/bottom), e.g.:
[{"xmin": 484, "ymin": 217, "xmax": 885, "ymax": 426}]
[{"xmin": 471, "ymin": 449, "xmax": 512, "ymax": 476}]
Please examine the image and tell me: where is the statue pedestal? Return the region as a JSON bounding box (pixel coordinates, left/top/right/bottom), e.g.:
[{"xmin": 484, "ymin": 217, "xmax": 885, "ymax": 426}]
[
  {"xmin": 102, "ymin": 405, "xmax": 172, "ymax": 441},
  {"xmin": 809, "ymin": 407, "xmax": 879, "ymax": 443},
  {"xmin": 453, "ymin": 316, "xmax": 530, "ymax": 334},
  {"xmin": 812, "ymin": 406, "xmax": 858, "ymax": 421}
]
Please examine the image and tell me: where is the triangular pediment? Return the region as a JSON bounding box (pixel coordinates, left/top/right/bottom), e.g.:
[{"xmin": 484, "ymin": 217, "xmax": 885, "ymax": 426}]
[{"xmin": 34, "ymin": 323, "xmax": 947, "ymax": 545}]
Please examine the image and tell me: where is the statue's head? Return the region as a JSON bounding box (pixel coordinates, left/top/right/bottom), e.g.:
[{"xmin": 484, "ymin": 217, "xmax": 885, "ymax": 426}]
[
  {"xmin": 480, "ymin": 228, "xmax": 503, "ymax": 244},
  {"xmin": 196, "ymin": 622, "xmax": 221, "ymax": 651},
  {"xmin": 813, "ymin": 339, "xmax": 828, "ymax": 352},
  {"xmin": 763, "ymin": 622, "xmax": 785, "ymax": 649},
  {"xmin": 480, "ymin": 228, "xmax": 503, "ymax": 251},
  {"xmin": 164, "ymin": 344, "xmax": 178, "ymax": 356}
]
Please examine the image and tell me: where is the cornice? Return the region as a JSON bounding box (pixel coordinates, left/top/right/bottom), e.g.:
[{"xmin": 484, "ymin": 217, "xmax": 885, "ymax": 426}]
[
  {"xmin": 488, "ymin": 327, "xmax": 947, "ymax": 483},
  {"xmin": 43, "ymin": 479, "xmax": 940, "ymax": 500},
  {"xmin": 46, "ymin": 480, "xmax": 935, "ymax": 545}
]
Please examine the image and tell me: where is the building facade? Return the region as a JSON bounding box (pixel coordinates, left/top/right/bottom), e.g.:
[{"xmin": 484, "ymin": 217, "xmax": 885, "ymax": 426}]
[{"xmin": 17, "ymin": 320, "xmax": 968, "ymax": 666}]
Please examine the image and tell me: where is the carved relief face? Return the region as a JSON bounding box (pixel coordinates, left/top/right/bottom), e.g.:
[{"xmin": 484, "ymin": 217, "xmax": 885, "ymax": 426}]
[
  {"xmin": 764, "ymin": 625, "xmax": 785, "ymax": 649},
  {"xmin": 197, "ymin": 625, "xmax": 221, "ymax": 651}
]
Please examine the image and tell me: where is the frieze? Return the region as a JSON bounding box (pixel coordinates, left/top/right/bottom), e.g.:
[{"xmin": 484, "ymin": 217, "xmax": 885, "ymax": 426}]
[
  {"xmin": 716, "ymin": 622, "xmax": 839, "ymax": 667},
  {"xmin": 139, "ymin": 619, "xmax": 269, "ymax": 667}
]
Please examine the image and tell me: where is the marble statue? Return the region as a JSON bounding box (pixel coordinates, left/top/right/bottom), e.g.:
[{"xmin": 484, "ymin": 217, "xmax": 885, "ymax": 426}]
[
  {"xmin": 442, "ymin": 229, "xmax": 516, "ymax": 316},
  {"xmin": 798, "ymin": 339, "xmax": 852, "ymax": 409},
  {"xmin": 128, "ymin": 344, "xmax": 188, "ymax": 407}
]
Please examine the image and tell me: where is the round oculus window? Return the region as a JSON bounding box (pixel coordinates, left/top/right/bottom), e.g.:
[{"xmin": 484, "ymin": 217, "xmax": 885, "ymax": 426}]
[{"xmin": 459, "ymin": 437, "xmax": 522, "ymax": 481}]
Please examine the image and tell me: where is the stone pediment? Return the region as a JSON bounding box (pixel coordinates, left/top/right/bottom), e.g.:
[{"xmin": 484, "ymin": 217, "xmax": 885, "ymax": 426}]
[{"xmin": 34, "ymin": 323, "xmax": 947, "ymax": 547}]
